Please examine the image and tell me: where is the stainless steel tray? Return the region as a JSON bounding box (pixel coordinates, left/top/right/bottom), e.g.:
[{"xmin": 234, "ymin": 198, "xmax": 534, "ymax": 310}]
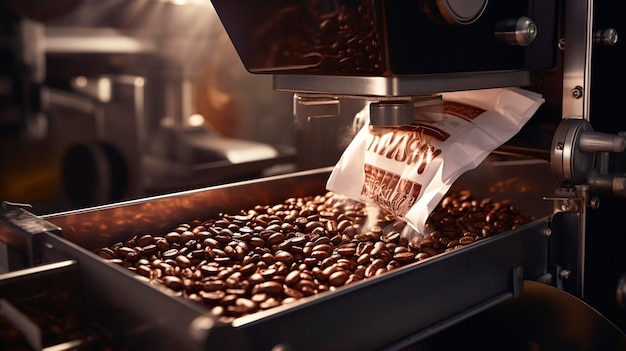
[{"xmin": 4, "ymin": 159, "xmax": 556, "ymax": 350}]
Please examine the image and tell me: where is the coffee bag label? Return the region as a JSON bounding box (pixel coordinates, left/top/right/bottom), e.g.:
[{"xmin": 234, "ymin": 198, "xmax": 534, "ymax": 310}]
[{"xmin": 443, "ymin": 101, "xmax": 485, "ymax": 121}]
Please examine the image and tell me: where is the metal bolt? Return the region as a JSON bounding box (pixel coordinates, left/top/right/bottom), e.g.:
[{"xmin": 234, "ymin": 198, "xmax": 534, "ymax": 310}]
[
  {"xmin": 558, "ymin": 38, "xmax": 566, "ymax": 50},
  {"xmin": 571, "ymin": 86, "xmax": 584, "ymax": 99},
  {"xmin": 594, "ymin": 28, "xmax": 619, "ymax": 46},
  {"xmin": 589, "ymin": 196, "xmax": 600, "ymax": 209},
  {"xmin": 560, "ymin": 269, "xmax": 571, "ymax": 279},
  {"xmin": 542, "ymin": 227, "xmax": 552, "ymax": 237}
]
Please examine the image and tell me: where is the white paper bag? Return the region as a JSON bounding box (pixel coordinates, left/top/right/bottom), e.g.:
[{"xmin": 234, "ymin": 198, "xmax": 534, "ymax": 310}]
[{"xmin": 326, "ymin": 87, "xmax": 544, "ymax": 233}]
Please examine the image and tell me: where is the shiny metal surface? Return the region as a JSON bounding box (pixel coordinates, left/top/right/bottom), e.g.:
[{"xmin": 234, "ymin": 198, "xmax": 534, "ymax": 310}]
[
  {"xmin": 551, "ymin": 118, "xmax": 596, "ymax": 184},
  {"xmin": 594, "ymin": 28, "xmax": 619, "ymax": 46},
  {"xmin": 273, "ymin": 71, "xmax": 536, "ymax": 97},
  {"xmin": 562, "ymin": 0, "xmax": 593, "ymax": 120},
  {"xmin": 494, "ymin": 16, "xmax": 538, "ymax": 46},
  {"xmin": 369, "ymin": 101, "xmax": 415, "ymax": 127}
]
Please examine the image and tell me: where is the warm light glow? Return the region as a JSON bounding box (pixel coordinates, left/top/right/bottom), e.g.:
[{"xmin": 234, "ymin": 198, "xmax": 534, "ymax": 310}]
[
  {"xmin": 188, "ymin": 113, "xmax": 205, "ymax": 127},
  {"xmin": 74, "ymin": 76, "xmax": 87, "ymax": 87}
]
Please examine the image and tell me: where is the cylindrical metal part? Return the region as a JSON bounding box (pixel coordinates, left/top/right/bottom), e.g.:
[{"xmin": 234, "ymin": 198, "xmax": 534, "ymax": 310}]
[
  {"xmin": 495, "ymin": 17, "xmax": 538, "ymax": 47},
  {"xmin": 594, "ymin": 28, "xmax": 619, "ymax": 46},
  {"xmin": 369, "ymin": 101, "xmax": 414, "ymax": 127},
  {"xmin": 587, "ymin": 172, "xmax": 626, "ymax": 197},
  {"xmin": 579, "ymin": 131, "xmax": 626, "ymax": 153}
]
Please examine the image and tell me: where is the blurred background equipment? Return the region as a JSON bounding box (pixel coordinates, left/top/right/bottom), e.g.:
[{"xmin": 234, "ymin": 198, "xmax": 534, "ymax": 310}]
[{"xmin": 1, "ymin": 0, "xmax": 353, "ymax": 214}]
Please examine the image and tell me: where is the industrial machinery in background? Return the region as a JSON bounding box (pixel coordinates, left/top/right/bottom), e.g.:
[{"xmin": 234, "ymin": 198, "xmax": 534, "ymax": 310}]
[
  {"xmin": 0, "ymin": 0, "xmax": 303, "ymax": 215},
  {"xmin": 1, "ymin": 0, "xmax": 625, "ymax": 350}
]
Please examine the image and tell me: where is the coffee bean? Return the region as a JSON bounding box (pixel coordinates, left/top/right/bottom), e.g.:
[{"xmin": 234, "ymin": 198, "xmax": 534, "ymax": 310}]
[
  {"xmin": 252, "ymin": 281, "xmax": 283, "ymax": 295},
  {"xmin": 163, "ymin": 276, "xmax": 184, "ymax": 291},
  {"xmin": 328, "ymin": 270, "xmax": 348, "ymax": 286},
  {"xmin": 393, "ymin": 252, "xmax": 415, "ymax": 264},
  {"xmin": 275, "ymin": 250, "xmax": 295, "ymax": 265}
]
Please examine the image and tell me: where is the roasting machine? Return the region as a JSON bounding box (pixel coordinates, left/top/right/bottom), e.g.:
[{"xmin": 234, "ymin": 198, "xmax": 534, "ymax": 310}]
[{"xmin": 2, "ymin": 0, "xmax": 626, "ymax": 350}]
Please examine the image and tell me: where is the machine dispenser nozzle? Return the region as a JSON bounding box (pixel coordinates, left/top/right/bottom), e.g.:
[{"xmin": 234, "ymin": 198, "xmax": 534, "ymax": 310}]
[
  {"xmin": 369, "ymin": 101, "xmax": 414, "ymax": 127},
  {"xmin": 369, "ymin": 95, "xmax": 443, "ymax": 127}
]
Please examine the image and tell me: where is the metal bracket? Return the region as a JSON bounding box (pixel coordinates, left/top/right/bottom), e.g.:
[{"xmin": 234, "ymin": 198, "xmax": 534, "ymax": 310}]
[{"xmin": 0, "ymin": 205, "xmax": 61, "ymax": 268}]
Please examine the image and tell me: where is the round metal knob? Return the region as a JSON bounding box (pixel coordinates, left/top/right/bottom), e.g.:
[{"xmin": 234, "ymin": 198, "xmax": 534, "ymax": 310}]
[
  {"xmin": 436, "ymin": 0, "xmax": 488, "ymax": 25},
  {"xmin": 550, "ymin": 118, "xmax": 596, "ymax": 185},
  {"xmin": 495, "ymin": 16, "xmax": 538, "ymax": 46},
  {"xmin": 422, "ymin": 0, "xmax": 488, "ymax": 26},
  {"xmin": 594, "ymin": 28, "xmax": 619, "ymax": 46}
]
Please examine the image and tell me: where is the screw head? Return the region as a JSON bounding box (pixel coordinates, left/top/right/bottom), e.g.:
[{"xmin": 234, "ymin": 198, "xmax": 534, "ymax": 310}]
[{"xmin": 571, "ymin": 86, "xmax": 584, "ymax": 99}]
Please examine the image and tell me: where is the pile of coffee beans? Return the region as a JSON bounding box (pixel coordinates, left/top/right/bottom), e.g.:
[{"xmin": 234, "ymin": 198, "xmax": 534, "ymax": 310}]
[{"xmin": 95, "ymin": 190, "xmax": 533, "ymax": 322}]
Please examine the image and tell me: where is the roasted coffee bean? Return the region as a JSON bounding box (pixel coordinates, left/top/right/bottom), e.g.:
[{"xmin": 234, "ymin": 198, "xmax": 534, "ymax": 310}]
[
  {"xmin": 275, "ymin": 250, "xmax": 295, "ymax": 265},
  {"xmin": 285, "ymin": 270, "xmax": 302, "ymax": 286},
  {"xmin": 312, "ymin": 243, "xmax": 332, "ymax": 253},
  {"xmin": 259, "ymin": 297, "xmax": 281, "ymax": 309},
  {"xmin": 252, "ymin": 281, "xmax": 283, "ymax": 295},
  {"xmin": 163, "ymin": 276, "xmax": 184, "ymax": 291},
  {"xmin": 276, "ymin": 239, "xmax": 293, "ymax": 251},
  {"xmin": 284, "ymin": 286, "xmax": 304, "ymax": 299},
  {"xmin": 293, "ymin": 279, "xmax": 317, "ymax": 294},
  {"xmin": 328, "ymin": 270, "xmax": 348, "ymax": 286},
  {"xmin": 311, "ymin": 250, "xmax": 331, "ymax": 260},
  {"xmin": 337, "ymin": 246, "xmax": 356, "ymax": 257},
  {"xmin": 305, "ymin": 221, "xmax": 324, "ymax": 233},
  {"xmin": 136, "ymin": 265, "xmax": 152, "ymax": 278},
  {"xmin": 459, "ymin": 236, "xmax": 475, "ymax": 245},
  {"xmin": 336, "ymin": 259, "xmax": 356, "ymax": 271},
  {"xmin": 235, "ymin": 298, "xmax": 258, "ymax": 313},
  {"xmin": 162, "ymin": 248, "xmax": 179, "ymax": 259},
  {"xmin": 240, "ymin": 263, "xmax": 257, "ymax": 276},
  {"xmin": 180, "ymin": 231, "xmax": 195, "ymax": 244},
  {"xmin": 356, "ymin": 253, "xmax": 370, "ymax": 265},
  {"xmin": 136, "ymin": 235, "xmax": 154, "ymax": 247},
  {"xmin": 200, "ymin": 290, "xmax": 226, "ymax": 303},
  {"xmin": 320, "ymin": 255, "xmax": 339, "ymax": 269},
  {"xmin": 268, "ymin": 232, "xmax": 285, "ymax": 246},
  {"xmin": 116, "ymin": 247, "xmax": 135, "ymax": 259},
  {"xmin": 96, "ymin": 247, "xmax": 115, "ymax": 259},
  {"xmin": 164, "ymin": 232, "xmax": 181, "ymax": 243},
  {"xmin": 393, "ymin": 252, "xmax": 415, "ymax": 264},
  {"xmin": 313, "ymin": 236, "xmax": 331, "ymax": 246},
  {"xmin": 422, "ymin": 247, "xmax": 439, "ymax": 257},
  {"xmin": 176, "ymin": 255, "xmax": 192, "ymax": 268},
  {"xmin": 251, "ymin": 293, "xmax": 268, "ymax": 303}
]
